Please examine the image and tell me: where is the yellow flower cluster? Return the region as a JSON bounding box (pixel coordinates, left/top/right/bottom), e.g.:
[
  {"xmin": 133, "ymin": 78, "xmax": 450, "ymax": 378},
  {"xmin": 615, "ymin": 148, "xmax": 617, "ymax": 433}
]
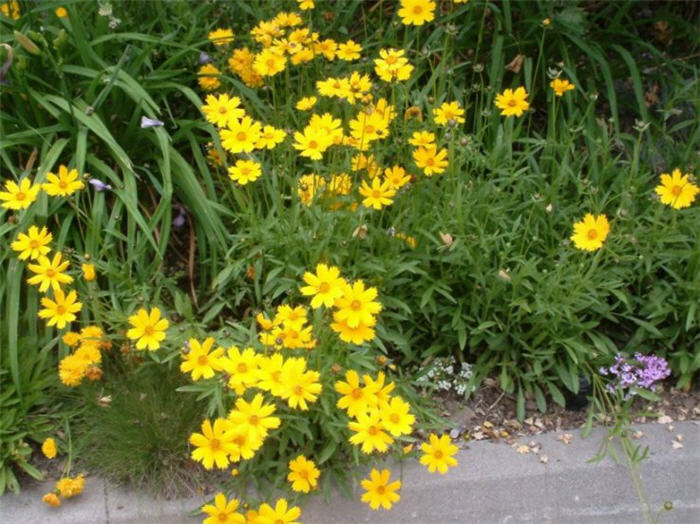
[
  {"xmin": 58, "ymin": 326, "xmax": 108, "ymax": 386},
  {"xmin": 43, "ymin": 474, "xmax": 86, "ymax": 508}
]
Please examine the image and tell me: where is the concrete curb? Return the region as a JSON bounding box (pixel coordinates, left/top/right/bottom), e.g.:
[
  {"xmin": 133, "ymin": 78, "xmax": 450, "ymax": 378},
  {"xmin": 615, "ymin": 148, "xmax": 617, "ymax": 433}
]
[{"xmin": 1, "ymin": 421, "xmax": 698, "ymax": 523}]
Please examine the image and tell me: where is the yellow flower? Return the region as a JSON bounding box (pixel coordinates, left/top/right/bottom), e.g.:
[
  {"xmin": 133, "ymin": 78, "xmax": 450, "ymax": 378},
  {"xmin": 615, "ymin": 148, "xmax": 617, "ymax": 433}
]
[
  {"xmin": 360, "ymin": 178, "xmax": 396, "ymax": 210},
  {"xmin": 297, "ymin": 174, "xmax": 326, "ymax": 205},
  {"xmin": 293, "ymin": 127, "xmax": 333, "ymax": 160},
  {"xmin": 201, "ymin": 493, "xmax": 245, "ymax": 524},
  {"xmin": 82, "ymin": 263, "xmax": 96, "ymax": 281},
  {"xmin": 55, "ymin": 474, "xmax": 85, "ymax": 498},
  {"xmin": 297, "ymin": 0, "xmax": 314, "ymax": 10},
  {"xmin": 550, "ymin": 78, "xmax": 575, "ymax": 96},
  {"xmin": 330, "ymin": 316, "xmax": 376, "ymax": 345},
  {"xmin": 654, "ymin": 169, "xmax": 698, "ymax": 210},
  {"xmin": 408, "ymin": 130, "xmax": 435, "ymax": 148},
  {"xmin": 208, "ymin": 28, "xmax": 234, "ymax": 46},
  {"xmin": 61, "ymin": 331, "xmax": 81, "ymax": 346},
  {"xmin": 495, "ymin": 86, "xmax": 530, "ymax": 117},
  {"xmin": 381, "ymin": 396, "xmax": 415, "ymax": 436},
  {"xmin": 180, "ymin": 337, "xmax": 224, "ymax": 381},
  {"xmin": 335, "ymin": 370, "xmax": 371, "ymax": 418},
  {"xmin": 363, "ymin": 371, "xmax": 395, "ymax": 407},
  {"xmin": 221, "ymin": 116, "xmax": 262, "ymax": 154},
  {"xmin": 58, "ymin": 353, "xmax": 88, "ymax": 386},
  {"xmin": 256, "ymin": 354, "xmax": 286, "ymax": 397},
  {"xmin": 383, "ymin": 165, "xmax": 411, "ymax": 189},
  {"xmin": 126, "ymin": 307, "xmax": 169, "ymax": 351},
  {"xmin": 279, "ymin": 357, "xmax": 322, "ymax": 410},
  {"xmin": 201, "ymin": 94, "xmax": 245, "ymax": 128},
  {"xmin": 228, "ymin": 159, "xmax": 262, "ymax": 185},
  {"xmin": 314, "ymin": 39, "xmax": 337, "ymax": 60},
  {"xmin": 361, "ymin": 468, "xmax": 401, "ymax": 510},
  {"xmin": 334, "ymin": 280, "xmax": 382, "ymax": 329},
  {"xmin": 413, "ymin": 145, "xmax": 448, "ymax": 176},
  {"xmin": 317, "ymin": 76, "xmax": 351, "ymax": 99},
  {"xmin": 39, "ymin": 289, "xmax": 82, "ymax": 329},
  {"xmin": 189, "ymin": 418, "xmax": 237, "ymax": 470},
  {"xmin": 420, "ymin": 433, "xmax": 459, "ymax": 474},
  {"xmin": 374, "ymin": 48, "xmax": 414, "ymax": 83},
  {"xmin": 43, "ymin": 165, "xmax": 85, "ymax": 197},
  {"xmin": 27, "ymin": 252, "xmax": 73, "ymax": 293},
  {"xmin": 227, "ymin": 393, "xmax": 281, "ymax": 443},
  {"xmin": 336, "ymin": 39, "xmax": 362, "ymax": 61},
  {"xmin": 42, "ymin": 437, "xmax": 58, "ymax": 459},
  {"xmin": 0, "ymin": 178, "xmax": 41, "ymax": 210},
  {"xmin": 11, "ymin": 225, "xmax": 52, "ymax": 261},
  {"xmin": 295, "ymin": 96, "xmax": 317, "ymax": 111},
  {"xmin": 570, "ymin": 213, "xmax": 610, "ymax": 251},
  {"xmin": 348, "ymin": 409, "xmax": 393, "ymax": 453},
  {"xmin": 256, "ymin": 125, "xmax": 286, "ymax": 149},
  {"xmin": 255, "ymin": 499, "xmax": 302, "ymax": 524},
  {"xmin": 0, "ymin": 0, "xmax": 20, "ymax": 20},
  {"xmin": 287, "ymin": 455, "xmax": 320, "ymax": 493},
  {"xmin": 198, "ymin": 64, "xmax": 221, "ymax": 91},
  {"xmin": 220, "ymin": 346, "xmax": 262, "ymax": 395},
  {"xmin": 309, "ymin": 112, "xmax": 344, "ymax": 144},
  {"xmin": 55, "ymin": 7, "xmax": 68, "ymax": 18},
  {"xmin": 300, "ymin": 263, "xmax": 346, "ymax": 308},
  {"xmin": 398, "ymin": 0, "xmax": 435, "ymax": 26},
  {"xmin": 253, "ymin": 49, "xmax": 287, "ymax": 77},
  {"xmin": 433, "ymin": 101, "xmax": 465, "ymax": 126},
  {"xmin": 42, "ymin": 493, "xmax": 61, "ymax": 507}
]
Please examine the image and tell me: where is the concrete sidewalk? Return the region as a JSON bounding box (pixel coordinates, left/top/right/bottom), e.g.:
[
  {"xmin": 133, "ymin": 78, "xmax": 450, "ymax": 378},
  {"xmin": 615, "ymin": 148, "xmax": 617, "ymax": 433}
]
[{"xmin": 1, "ymin": 421, "xmax": 698, "ymax": 523}]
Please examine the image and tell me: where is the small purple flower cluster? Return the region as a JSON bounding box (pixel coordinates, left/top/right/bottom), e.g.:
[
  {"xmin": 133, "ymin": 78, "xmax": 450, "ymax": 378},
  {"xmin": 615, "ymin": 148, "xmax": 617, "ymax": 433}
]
[{"xmin": 599, "ymin": 353, "xmax": 670, "ymax": 394}]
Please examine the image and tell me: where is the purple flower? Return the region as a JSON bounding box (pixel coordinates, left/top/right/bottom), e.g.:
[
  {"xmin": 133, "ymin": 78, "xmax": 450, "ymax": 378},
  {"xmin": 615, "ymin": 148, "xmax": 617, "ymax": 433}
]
[
  {"xmin": 140, "ymin": 116, "xmax": 164, "ymax": 128},
  {"xmin": 173, "ymin": 209, "xmax": 186, "ymax": 227},
  {"xmin": 89, "ymin": 178, "xmax": 112, "ymax": 191},
  {"xmin": 199, "ymin": 52, "xmax": 211, "ymax": 64},
  {"xmin": 600, "ymin": 353, "xmax": 670, "ymax": 394}
]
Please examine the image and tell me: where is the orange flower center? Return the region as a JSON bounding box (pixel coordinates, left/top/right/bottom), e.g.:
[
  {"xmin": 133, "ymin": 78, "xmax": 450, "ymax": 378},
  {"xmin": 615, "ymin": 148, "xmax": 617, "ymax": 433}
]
[
  {"xmin": 390, "ymin": 413, "xmax": 400, "ymax": 423},
  {"xmin": 425, "ymin": 157, "xmax": 435, "ymax": 166},
  {"xmin": 351, "ymin": 387, "xmax": 363, "ymax": 399},
  {"xmin": 308, "ymin": 140, "xmax": 318, "ymax": 149},
  {"xmin": 218, "ymin": 106, "xmax": 227, "ymax": 114},
  {"xmin": 507, "ymin": 99, "xmax": 518, "ymax": 107},
  {"xmin": 434, "ymin": 449, "xmax": 443, "ymax": 459},
  {"xmin": 271, "ymin": 371, "xmax": 282, "ymax": 382},
  {"xmin": 46, "ymin": 268, "xmax": 56, "ymax": 278},
  {"xmin": 266, "ymin": 58, "xmax": 276, "ymax": 68},
  {"xmin": 56, "ymin": 305, "xmax": 67, "ymax": 315},
  {"xmin": 350, "ymin": 299, "xmax": 362, "ymax": 311},
  {"xmin": 237, "ymin": 363, "xmax": 247, "ymax": 373},
  {"xmin": 368, "ymin": 425, "xmax": 378, "ymax": 436},
  {"xmin": 371, "ymin": 190, "xmax": 382, "ymax": 199},
  {"xmin": 218, "ymin": 513, "xmax": 228, "ymax": 522},
  {"xmin": 412, "ymin": 5, "xmax": 423, "ymax": 14},
  {"xmin": 671, "ymin": 185, "xmax": 682, "ymax": 196},
  {"xmin": 386, "ymin": 56, "xmax": 398, "ymax": 65},
  {"xmin": 209, "ymin": 438, "xmax": 220, "ymax": 450},
  {"xmin": 293, "ymin": 385, "xmax": 304, "ymax": 396},
  {"xmin": 376, "ymin": 485, "xmax": 386, "ymax": 494},
  {"xmin": 364, "ymin": 125, "xmax": 375, "ymax": 134},
  {"xmin": 144, "ymin": 325, "xmax": 155, "ymax": 336},
  {"xmin": 236, "ymin": 131, "xmax": 247, "ymax": 141},
  {"xmin": 298, "ymin": 469, "xmax": 309, "ymax": 479},
  {"xmin": 15, "ymin": 192, "xmax": 26, "ymax": 201},
  {"xmin": 30, "ymin": 240, "xmax": 39, "ymax": 249},
  {"xmin": 319, "ymin": 281, "xmax": 331, "ymax": 293},
  {"xmin": 275, "ymin": 520, "xmax": 284, "ymax": 524},
  {"xmin": 249, "ymin": 415, "xmax": 259, "ymax": 425},
  {"xmin": 197, "ymin": 355, "xmax": 208, "ymax": 365},
  {"xmin": 587, "ymin": 229, "xmax": 598, "ymax": 240}
]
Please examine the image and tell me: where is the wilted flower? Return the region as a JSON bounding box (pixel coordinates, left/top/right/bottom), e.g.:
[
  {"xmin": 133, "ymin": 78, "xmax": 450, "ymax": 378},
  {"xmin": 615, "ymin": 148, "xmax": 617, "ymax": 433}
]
[{"xmin": 88, "ymin": 178, "xmax": 112, "ymax": 191}]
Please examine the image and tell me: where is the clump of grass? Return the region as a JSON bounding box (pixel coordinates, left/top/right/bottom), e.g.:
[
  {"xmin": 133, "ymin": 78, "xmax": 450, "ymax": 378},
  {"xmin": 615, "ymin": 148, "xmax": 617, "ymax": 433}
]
[{"xmin": 75, "ymin": 363, "xmax": 208, "ymax": 497}]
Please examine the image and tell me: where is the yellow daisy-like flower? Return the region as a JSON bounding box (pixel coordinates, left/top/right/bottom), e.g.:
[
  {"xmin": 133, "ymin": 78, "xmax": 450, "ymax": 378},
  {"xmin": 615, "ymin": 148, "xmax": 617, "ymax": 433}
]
[
  {"xmin": 126, "ymin": 307, "xmax": 169, "ymax": 351},
  {"xmin": 380, "ymin": 396, "xmax": 415, "ymax": 436},
  {"xmin": 397, "ymin": 0, "xmax": 435, "ymax": 26},
  {"xmin": 220, "ymin": 346, "xmax": 262, "ymax": 395},
  {"xmin": 334, "ymin": 280, "xmax": 382, "ymax": 329},
  {"xmin": 363, "ymin": 371, "xmax": 395, "ymax": 408},
  {"xmin": 42, "ymin": 437, "xmax": 58, "ymax": 459},
  {"xmin": 348, "ymin": 409, "xmax": 393, "ymax": 453},
  {"xmin": 654, "ymin": 168, "xmax": 698, "ymax": 210},
  {"xmin": 413, "ymin": 145, "xmax": 448, "ymax": 176},
  {"xmin": 180, "ymin": 337, "xmax": 223, "ymax": 381},
  {"xmin": 198, "ymin": 63, "xmax": 221, "ymax": 91},
  {"xmin": 336, "ymin": 40, "xmax": 362, "ymax": 61},
  {"xmin": 335, "ymin": 369, "xmax": 371, "ymax": 418},
  {"xmin": 495, "ymin": 86, "xmax": 530, "ymax": 117},
  {"xmin": 550, "ymin": 78, "xmax": 575, "ymax": 96},
  {"xmin": 189, "ymin": 418, "xmax": 237, "ymax": 470},
  {"xmin": 287, "ymin": 455, "xmax": 320, "ymax": 493},
  {"xmin": 11, "ymin": 225, "xmax": 52, "ymax": 260},
  {"xmin": 201, "ymin": 493, "xmax": 245, "ymax": 524},
  {"xmin": 295, "ymin": 96, "xmax": 317, "ymax": 111},
  {"xmin": 570, "ymin": 213, "xmax": 610, "ymax": 252},
  {"xmin": 27, "ymin": 253, "xmax": 73, "ymax": 293},
  {"xmin": 42, "ymin": 165, "xmax": 85, "ymax": 197},
  {"xmin": 383, "ymin": 165, "xmax": 412, "ymax": 189},
  {"xmin": 58, "ymin": 353, "xmax": 88, "ymax": 386},
  {"xmin": 201, "ymin": 94, "xmax": 245, "ymax": 128},
  {"xmin": 253, "ymin": 48, "xmax": 287, "ymax": 77},
  {"xmin": 420, "ymin": 433, "xmax": 459, "ymax": 474},
  {"xmin": 208, "ymin": 28, "xmax": 234, "ymax": 46},
  {"xmin": 227, "ymin": 392, "xmax": 281, "ymax": 443},
  {"xmin": 0, "ymin": 178, "xmax": 41, "ymax": 210},
  {"xmin": 55, "ymin": 7, "xmax": 68, "ymax": 18},
  {"xmin": 300, "ymin": 263, "xmax": 346, "ymax": 308},
  {"xmin": 374, "ymin": 48, "xmax": 414, "ymax": 83},
  {"xmin": 221, "ymin": 116, "xmax": 262, "ymax": 154},
  {"xmin": 255, "ymin": 499, "xmax": 302, "ymax": 524},
  {"xmin": 256, "ymin": 125, "xmax": 286, "ymax": 149},
  {"xmin": 359, "ymin": 178, "xmax": 397, "ymax": 210},
  {"xmin": 408, "ymin": 130, "xmax": 436, "ymax": 148},
  {"xmin": 330, "ymin": 315, "xmax": 377, "ymax": 345},
  {"xmin": 256, "ymin": 354, "xmax": 286, "ymax": 397},
  {"xmin": 55, "ymin": 474, "xmax": 85, "ymax": 498},
  {"xmin": 293, "ymin": 127, "xmax": 333, "ymax": 160},
  {"xmin": 361, "ymin": 468, "xmax": 401, "ymax": 510},
  {"xmin": 297, "ymin": 0, "xmax": 314, "ymax": 10},
  {"xmin": 228, "ymin": 159, "xmax": 262, "ymax": 185},
  {"xmin": 433, "ymin": 101, "xmax": 465, "ymax": 126},
  {"xmin": 279, "ymin": 357, "xmax": 322, "ymax": 411},
  {"xmin": 297, "ymin": 174, "xmax": 326, "ymax": 206}
]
